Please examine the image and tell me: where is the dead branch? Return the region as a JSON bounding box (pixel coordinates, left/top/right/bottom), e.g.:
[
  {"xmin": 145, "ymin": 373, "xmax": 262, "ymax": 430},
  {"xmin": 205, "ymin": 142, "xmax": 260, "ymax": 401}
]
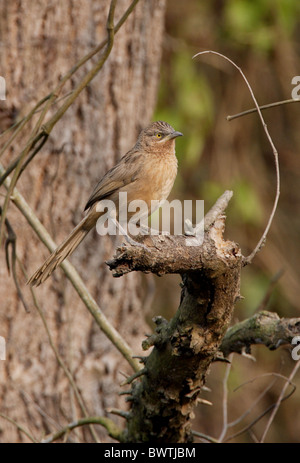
[
  {"xmin": 221, "ymin": 311, "xmax": 300, "ymax": 357},
  {"xmin": 107, "ymin": 192, "xmax": 243, "ymax": 442}
]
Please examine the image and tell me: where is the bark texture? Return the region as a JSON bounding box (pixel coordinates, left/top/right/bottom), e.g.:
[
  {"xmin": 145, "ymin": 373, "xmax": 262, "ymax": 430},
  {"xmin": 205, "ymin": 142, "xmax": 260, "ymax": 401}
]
[{"xmin": 0, "ymin": 0, "xmax": 166, "ymax": 442}]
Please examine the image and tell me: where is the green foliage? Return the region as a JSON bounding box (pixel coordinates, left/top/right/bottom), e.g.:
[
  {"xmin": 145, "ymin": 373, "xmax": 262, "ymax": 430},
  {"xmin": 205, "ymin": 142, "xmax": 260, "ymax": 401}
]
[
  {"xmin": 223, "ymin": 0, "xmax": 300, "ymax": 51},
  {"xmin": 231, "ymin": 180, "xmax": 263, "ymax": 225},
  {"xmin": 224, "ymin": 0, "xmax": 275, "ymax": 51},
  {"xmin": 155, "ymin": 51, "xmax": 214, "ymax": 168},
  {"xmin": 240, "ymin": 268, "xmax": 269, "ymax": 315}
]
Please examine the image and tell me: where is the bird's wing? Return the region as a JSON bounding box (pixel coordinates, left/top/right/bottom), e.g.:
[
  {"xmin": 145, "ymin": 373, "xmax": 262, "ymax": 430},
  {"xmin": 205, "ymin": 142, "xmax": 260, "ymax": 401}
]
[{"xmin": 84, "ymin": 149, "xmax": 142, "ymax": 210}]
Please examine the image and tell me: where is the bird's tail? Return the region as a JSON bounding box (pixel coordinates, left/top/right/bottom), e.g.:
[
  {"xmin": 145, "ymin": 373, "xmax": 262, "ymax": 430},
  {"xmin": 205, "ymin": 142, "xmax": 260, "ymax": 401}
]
[{"xmin": 27, "ymin": 211, "xmax": 97, "ymax": 287}]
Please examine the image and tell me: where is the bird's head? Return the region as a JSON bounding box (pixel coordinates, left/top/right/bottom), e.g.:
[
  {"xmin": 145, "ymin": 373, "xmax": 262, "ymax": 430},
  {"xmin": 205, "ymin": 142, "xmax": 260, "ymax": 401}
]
[{"xmin": 136, "ymin": 121, "xmax": 183, "ymax": 153}]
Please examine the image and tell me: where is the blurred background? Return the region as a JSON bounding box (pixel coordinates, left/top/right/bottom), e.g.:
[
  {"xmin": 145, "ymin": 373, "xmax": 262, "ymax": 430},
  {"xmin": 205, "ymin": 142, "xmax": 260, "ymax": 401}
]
[{"xmin": 151, "ymin": 0, "xmax": 300, "ymax": 442}]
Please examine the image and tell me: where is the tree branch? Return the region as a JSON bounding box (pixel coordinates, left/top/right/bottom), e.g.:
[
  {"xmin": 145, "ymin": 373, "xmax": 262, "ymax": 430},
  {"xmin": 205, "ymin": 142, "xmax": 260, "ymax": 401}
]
[
  {"xmin": 107, "ymin": 192, "xmax": 243, "ymax": 442},
  {"xmin": 220, "ymin": 311, "xmax": 300, "ymax": 357},
  {"xmin": 107, "ymin": 190, "xmax": 237, "ymax": 278}
]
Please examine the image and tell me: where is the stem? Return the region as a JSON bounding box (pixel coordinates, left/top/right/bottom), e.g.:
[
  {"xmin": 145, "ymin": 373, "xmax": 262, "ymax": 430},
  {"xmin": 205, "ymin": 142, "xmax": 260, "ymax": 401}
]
[{"xmin": 227, "ymin": 98, "xmax": 300, "ymax": 121}]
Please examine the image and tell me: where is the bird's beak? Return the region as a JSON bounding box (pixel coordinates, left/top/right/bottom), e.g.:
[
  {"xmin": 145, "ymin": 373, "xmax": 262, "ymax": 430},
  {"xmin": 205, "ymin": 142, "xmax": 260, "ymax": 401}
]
[{"xmin": 161, "ymin": 131, "xmax": 183, "ymax": 142}]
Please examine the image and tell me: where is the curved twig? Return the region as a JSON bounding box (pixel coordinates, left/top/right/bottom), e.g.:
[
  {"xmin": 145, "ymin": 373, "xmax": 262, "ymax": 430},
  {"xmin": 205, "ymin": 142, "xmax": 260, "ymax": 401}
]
[
  {"xmin": 0, "ymin": 412, "xmax": 37, "ymax": 443},
  {"xmin": 41, "ymin": 416, "xmax": 123, "ymax": 443},
  {"xmin": 193, "ymin": 50, "xmax": 280, "ymax": 265}
]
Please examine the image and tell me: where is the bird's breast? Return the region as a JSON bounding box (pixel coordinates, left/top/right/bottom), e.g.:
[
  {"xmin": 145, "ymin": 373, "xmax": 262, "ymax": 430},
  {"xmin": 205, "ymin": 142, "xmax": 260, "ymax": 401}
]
[{"xmin": 140, "ymin": 153, "xmax": 177, "ymax": 202}]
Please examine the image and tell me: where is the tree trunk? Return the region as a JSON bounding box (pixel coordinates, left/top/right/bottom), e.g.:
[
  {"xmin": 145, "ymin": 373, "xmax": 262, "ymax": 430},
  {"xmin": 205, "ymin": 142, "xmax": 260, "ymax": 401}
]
[{"xmin": 0, "ymin": 0, "xmax": 166, "ymax": 442}]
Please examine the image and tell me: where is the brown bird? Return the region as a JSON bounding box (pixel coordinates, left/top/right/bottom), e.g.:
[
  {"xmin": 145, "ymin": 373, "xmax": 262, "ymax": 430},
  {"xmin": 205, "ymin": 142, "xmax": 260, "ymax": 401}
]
[{"xmin": 27, "ymin": 121, "xmax": 182, "ymax": 286}]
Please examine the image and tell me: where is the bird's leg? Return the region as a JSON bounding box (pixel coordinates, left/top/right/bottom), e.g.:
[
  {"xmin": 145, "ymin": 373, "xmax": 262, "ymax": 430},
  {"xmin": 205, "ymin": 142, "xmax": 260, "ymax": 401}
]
[{"xmin": 111, "ymin": 218, "xmax": 150, "ymax": 251}]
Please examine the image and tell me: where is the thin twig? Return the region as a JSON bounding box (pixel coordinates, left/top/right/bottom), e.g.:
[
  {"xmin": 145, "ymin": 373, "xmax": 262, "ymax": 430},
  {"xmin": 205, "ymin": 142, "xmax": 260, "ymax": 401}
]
[
  {"xmin": 120, "ymin": 368, "xmax": 147, "ymax": 386},
  {"xmin": 17, "ymin": 387, "xmax": 62, "ymax": 434},
  {"xmin": 0, "ymin": 412, "xmax": 37, "ymax": 443},
  {"xmin": 0, "ymin": 91, "xmax": 74, "ymax": 139},
  {"xmin": 227, "ymin": 98, "xmax": 300, "ymax": 121},
  {"xmin": 260, "ymin": 361, "xmax": 300, "ymax": 442},
  {"xmin": 233, "ymin": 372, "xmax": 296, "ymax": 393},
  {"xmin": 1, "ymin": 207, "xmax": 30, "ymax": 312},
  {"xmin": 0, "ymin": 134, "xmax": 48, "ymax": 187},
  {"xmin": 192, "ymin": 430, "xmax": 219, "ymax": 443},
  {"xmin": 0, "ymin": 131, "xmax": 46, "ymax": 246},
  {"xmin": 228, "ymin": 379, "xmax": 277, "ymax": 428},
  {"xmin": 107, "ymin": 408, "xmax": 130, "ymax": 419},
  {"xmin": 224, "ymin": 374, "xmax": 296, "ymax": 442},
  {"xmin": 218, "ymin": 354, "xmax": 233, "ymax": 442},
  {"xmin": 41, "ymin": 416, "xmax": 123, "ymax": 443},
  {"xmin": 193, "ymin": 50, "xmax": 280, "ymax": 265},
  {"xmin": 0, "ymin": 95, "xmax": 51, "ymax": 149}
]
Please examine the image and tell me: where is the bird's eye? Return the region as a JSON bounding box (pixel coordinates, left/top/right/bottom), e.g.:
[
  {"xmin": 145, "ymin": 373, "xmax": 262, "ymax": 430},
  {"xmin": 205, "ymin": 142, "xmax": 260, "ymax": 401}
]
[{"xmin": 156, "ymin": 133, "xmax": 162, "ymax": 138}]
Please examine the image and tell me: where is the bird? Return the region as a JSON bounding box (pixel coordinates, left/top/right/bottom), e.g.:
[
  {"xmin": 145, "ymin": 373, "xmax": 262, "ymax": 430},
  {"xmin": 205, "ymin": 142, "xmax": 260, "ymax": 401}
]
[{"xmin": 27, "ymin": 121, "xmax": 183, "ymax": 286}]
